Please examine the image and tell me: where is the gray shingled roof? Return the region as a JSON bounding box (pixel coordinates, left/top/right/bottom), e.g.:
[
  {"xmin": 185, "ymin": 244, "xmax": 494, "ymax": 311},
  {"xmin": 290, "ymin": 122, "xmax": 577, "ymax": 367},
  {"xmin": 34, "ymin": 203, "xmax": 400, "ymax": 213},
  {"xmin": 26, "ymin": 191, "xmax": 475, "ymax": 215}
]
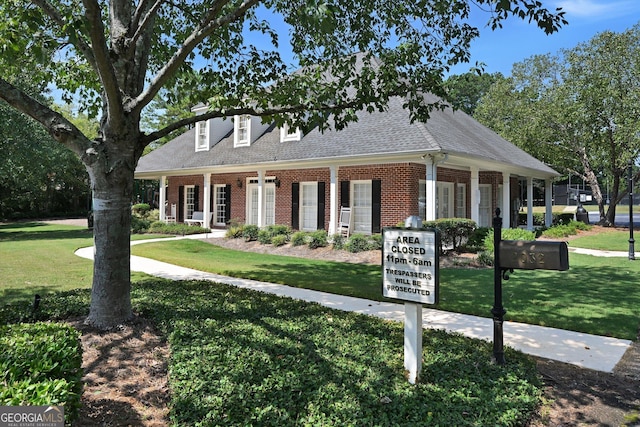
[{"xmin": 136, "ymin": 93, "xmax": 558, "ymax": 178}]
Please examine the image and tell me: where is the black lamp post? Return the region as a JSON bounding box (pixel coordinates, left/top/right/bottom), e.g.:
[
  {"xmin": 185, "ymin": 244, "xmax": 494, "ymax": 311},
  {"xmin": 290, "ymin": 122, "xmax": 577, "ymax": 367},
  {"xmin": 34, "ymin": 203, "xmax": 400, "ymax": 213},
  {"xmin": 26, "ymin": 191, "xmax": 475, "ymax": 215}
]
[{"xmin": 629, "ymin": 160, "xmax": 635, "ymax": 261}]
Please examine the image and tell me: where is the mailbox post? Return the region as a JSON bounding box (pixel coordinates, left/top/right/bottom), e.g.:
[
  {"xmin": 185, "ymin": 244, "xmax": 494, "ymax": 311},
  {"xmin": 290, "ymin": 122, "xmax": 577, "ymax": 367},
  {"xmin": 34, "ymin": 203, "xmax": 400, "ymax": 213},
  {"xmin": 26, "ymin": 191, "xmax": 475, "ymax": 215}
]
[
  {"xmin": 492, "ymin": 208, "xmax": 569, "ymax": 365},
  {"xmin": 491, "ymin": 209, "xmax": 506, "ymax": 365}
]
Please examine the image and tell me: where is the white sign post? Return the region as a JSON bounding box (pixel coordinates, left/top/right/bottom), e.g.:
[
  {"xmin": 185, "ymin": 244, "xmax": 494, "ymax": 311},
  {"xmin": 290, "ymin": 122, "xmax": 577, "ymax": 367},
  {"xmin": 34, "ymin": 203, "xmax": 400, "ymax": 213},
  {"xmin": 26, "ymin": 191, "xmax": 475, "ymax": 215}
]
[{"xmin": 382, "ymin": 227, "xmax": 439, "ymax": 384}]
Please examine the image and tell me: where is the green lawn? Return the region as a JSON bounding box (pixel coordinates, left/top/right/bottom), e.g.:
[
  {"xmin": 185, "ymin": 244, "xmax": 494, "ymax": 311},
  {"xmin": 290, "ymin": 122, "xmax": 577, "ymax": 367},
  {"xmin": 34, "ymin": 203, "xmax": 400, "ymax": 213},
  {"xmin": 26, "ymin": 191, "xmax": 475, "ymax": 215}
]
[
  {"xmin": 132, "ymin": 239, "xmax": 640, "ymax": 340},
  {"xmin": 2, "ymin": 222, "xmax": 544, "ymax": 425},
  {"xmin": 0, "ymin": 223, "xmax": 95, "ymax": 303},
  {"xmin": 570, "ymin": 228, "xmax": 633, "ymax": 251},
  {"xmin": 0, "ymin": 222, "xmax": 156, "ymax": 303},
  {"xmin": 2, "ymin": 222, "xmax": 639, "ymax": 340}
]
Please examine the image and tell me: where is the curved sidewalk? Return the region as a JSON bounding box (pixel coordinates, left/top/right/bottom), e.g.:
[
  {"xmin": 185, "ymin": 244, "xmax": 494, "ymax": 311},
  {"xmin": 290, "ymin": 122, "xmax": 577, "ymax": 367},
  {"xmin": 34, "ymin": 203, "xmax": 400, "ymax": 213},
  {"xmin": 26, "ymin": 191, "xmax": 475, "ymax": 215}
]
[{"xmin": 75, "ymin": 236, "xmax": 632, "ymax": 373}]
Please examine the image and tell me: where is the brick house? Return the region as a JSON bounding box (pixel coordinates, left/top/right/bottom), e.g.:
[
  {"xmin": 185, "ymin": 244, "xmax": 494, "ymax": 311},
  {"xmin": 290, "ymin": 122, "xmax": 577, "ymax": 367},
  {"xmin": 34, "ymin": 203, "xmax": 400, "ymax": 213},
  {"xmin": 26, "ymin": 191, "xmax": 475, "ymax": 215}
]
[{"xmin": 134, "ymin": 93, "xmax": 559, "ymax": 234}]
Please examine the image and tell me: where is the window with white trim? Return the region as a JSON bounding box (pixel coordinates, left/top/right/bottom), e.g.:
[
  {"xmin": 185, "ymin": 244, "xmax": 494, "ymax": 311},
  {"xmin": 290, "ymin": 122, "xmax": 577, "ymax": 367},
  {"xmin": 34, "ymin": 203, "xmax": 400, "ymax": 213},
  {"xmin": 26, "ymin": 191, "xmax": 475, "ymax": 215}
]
[
  {"xmin": 456, "ymin": 183, "xmax": 466, "ymax": 218},
  {"xmin": 352, "ymin": 181, "xmax": 372, "ymax": 234},
  {"xmin": 300, "ymin": 182, "xmax": 318, "ymax": 231},
  {"xmin": 246, "ymin": 178, "xmax": 276, "ymax": 226},
  {"xmin": 214, "ymin": 185, "xmax": 227, "ymax": 226},
  {"xmin": 436, "ymin": 182, "xmax": 454, "ymax": 219},
  {"xmin": 479, "ymin": 184, "xmax": 492, "ymax": 227},
  {"xmin": 418, "ymin": 180, "xmax": 426, "ymax": 220},
  {"xmin": 195, "ymin": 120, "xmax": 208, "ymax": 151},
  {"xmin": 234, "ymin": 115, "xmax": 251, "ymax": 147},
  {"xmin": 185, "ymin": 185, "xmax": 195, "ymax": 219},
  {"xmin": 280, "ymin": 124, "xmax": 301, "ymax": 142}
]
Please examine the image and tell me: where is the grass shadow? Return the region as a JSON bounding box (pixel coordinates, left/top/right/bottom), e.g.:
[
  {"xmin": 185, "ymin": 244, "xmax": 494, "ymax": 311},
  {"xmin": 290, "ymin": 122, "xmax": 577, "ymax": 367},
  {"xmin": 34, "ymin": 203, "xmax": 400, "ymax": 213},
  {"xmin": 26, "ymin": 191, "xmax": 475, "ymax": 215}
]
[{"xmin": 0, "ymin": 222, "xmax": 92, "ymax": 242}]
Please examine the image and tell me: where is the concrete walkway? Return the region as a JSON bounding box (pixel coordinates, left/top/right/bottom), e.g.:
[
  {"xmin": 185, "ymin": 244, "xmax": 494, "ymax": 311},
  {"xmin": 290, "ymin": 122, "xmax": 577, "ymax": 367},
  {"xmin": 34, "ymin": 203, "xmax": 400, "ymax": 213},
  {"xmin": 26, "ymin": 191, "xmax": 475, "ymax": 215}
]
[{"xmin": 75, "ymin": 232, "xmax": 632, "ymax": 373}]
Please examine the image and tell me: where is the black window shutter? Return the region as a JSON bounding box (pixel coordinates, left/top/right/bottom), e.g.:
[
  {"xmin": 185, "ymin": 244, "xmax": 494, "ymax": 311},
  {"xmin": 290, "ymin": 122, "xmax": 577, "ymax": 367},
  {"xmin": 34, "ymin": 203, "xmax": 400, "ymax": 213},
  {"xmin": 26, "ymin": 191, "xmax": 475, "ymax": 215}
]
[
  {"xmin": 194, "ymin": 185, "xmax": 200, "ymax": 211},
  {"xmin": 225, "ymin": 184, "xmax": 232, "ymax": 224},
  {"xmin": 317, "ymin": 182, "xmax": 325, "ymax": 230},
  {"xmin": 291, "ymin": 182, "xmax": 300, "ymax": 230},
  {"xmin": 340, "ymin": 181, "xmax": 350, "ymax": 208},
  {"xmin": 178, "ymin": 186, "xmax": 184, "ymax": 222},
  {"xmin": 210, "ymin": 186, "xmax": 214, "ymax": 212},
  {"xmin": 372, "ymin": 179, "xmax": 381, "ymax": 233}
]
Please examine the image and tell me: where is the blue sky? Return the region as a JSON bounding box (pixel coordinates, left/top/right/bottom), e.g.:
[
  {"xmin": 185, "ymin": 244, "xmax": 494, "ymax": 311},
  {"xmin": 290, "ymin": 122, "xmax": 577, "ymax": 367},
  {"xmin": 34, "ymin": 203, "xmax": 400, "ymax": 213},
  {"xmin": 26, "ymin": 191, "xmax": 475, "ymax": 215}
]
[{"xmin": 448, "ymin": 0, "xmax": 640, "ymax": 76}]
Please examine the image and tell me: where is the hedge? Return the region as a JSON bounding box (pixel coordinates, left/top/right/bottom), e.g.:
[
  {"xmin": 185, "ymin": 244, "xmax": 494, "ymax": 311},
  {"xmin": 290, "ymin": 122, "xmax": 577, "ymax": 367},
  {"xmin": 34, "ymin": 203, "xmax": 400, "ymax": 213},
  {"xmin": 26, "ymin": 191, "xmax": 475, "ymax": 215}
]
[
  {"xmin": 0, "ymin": 322, "xmax": 83, "ymax": 423},
  {"xmin": 422, "ymin": 218, "xmax": 477, "ymax": 253}
]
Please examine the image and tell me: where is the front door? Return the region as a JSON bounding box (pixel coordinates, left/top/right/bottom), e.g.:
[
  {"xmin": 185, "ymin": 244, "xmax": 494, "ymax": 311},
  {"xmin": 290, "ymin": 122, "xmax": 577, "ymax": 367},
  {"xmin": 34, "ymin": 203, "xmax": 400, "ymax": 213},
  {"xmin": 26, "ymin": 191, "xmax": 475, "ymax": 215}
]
[
  {"xmin": 213, "ymin": 184, "xmax": 227, "ymax": 227},
  {"xmin": 246, "ymin": 180, "xmax": 275, "ymax": 226}
]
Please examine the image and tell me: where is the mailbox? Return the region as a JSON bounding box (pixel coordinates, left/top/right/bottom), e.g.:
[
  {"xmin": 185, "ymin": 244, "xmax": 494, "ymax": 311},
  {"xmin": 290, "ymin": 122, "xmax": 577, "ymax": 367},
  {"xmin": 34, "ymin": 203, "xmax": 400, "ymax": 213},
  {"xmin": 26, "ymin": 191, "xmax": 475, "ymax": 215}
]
[{"xmin": 499, "ymin": 240, "xmax": 569, "ymax": 271}]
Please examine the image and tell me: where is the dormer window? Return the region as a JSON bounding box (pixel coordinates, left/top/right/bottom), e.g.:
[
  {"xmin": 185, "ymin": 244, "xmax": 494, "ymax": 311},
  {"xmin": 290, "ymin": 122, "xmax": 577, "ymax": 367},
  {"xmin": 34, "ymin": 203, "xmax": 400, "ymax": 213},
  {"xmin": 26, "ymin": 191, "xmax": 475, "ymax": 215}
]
[
  {"xmin": 280, "ymin": 123, "xmax": 301, "ymax": 142},
  {"xmin": 234, "ymin": 115, "xmax": 251, "ymax": 147},
  {"xmin": 195, "ymin": 120, "xmax": 209, "ymax": 151}
]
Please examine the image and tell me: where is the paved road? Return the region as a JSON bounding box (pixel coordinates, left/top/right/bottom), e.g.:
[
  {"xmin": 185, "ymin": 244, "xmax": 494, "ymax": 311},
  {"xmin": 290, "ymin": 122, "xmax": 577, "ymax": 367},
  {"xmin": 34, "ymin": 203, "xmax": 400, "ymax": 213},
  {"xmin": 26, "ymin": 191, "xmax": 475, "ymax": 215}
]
[{"xmin": 586, "ymin": 211, "xmax": 640, "ymax": 227}]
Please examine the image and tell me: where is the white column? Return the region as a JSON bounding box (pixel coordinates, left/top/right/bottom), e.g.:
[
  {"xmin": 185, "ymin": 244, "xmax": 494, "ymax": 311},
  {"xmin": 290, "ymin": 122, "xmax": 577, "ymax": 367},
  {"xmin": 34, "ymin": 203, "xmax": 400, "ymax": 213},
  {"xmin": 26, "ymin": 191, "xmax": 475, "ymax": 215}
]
[
  {"xmin": 404, "ymin": 303, "xmax": 423, "ymax": 385},
  {"xmin": 329, "ymin": 166, "xmax": 338, "ymax": 235},
  {"xmin": 203, "ymin": 173, "xmax": 211, "ymax": 228},
  {"xmin": 470, "ymin": 166, "xmax": 480, "ymax": 224},
  {"xmin": 257, "ymin": 170, "xmax": 264, "ymax": 227},
  {"xmin": 527, "ymin": 177, "xmax": 534, "ymax": 231},
  {"xmin": 425, "ymin": 157, "xmax": 437, "ymax": 221},
  {"xmin": 545, "ymin": 179, "xmax": 553, "ymax": 227},
  {"xmin": 502, "ymin": 173, "xmax": 511, "ymax": 229},
  {"xmin": 159, "ymin": 176, "xmax": 167, "ymax": 222}
]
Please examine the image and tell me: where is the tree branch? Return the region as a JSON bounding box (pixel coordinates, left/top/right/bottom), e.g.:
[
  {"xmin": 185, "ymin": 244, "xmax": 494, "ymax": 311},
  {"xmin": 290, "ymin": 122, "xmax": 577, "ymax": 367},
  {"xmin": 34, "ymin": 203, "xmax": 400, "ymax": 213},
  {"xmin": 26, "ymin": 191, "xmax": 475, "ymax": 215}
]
[
  {"xmin": 30, "ymin": 0, "xmax": 98, "ymax": 71},
  {"xmin": 141, "ymin": 96, "xmax": 377, "ymax": 145},
  {"xmin": 82, "ymin": 0, "xmax": 124, "ymax": 126},
  {"xmin": 129, "ymin": 0, "xmax": 164, "ymax": 54},
  {"xmin": 0, "ymin": 77, "xmax": 93, "ymax": 158},
  {"xmin": 131, "ymin": 0, "xmax": 258, "ymax": 114}
]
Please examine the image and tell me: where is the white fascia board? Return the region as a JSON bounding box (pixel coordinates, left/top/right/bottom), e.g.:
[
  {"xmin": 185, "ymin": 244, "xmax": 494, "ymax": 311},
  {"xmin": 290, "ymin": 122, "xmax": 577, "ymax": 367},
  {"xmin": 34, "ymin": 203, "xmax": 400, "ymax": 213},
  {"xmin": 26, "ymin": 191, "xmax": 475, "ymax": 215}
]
[{"xmin": 134, "ymin": 150, "xmax": 559, "ymax": 180}]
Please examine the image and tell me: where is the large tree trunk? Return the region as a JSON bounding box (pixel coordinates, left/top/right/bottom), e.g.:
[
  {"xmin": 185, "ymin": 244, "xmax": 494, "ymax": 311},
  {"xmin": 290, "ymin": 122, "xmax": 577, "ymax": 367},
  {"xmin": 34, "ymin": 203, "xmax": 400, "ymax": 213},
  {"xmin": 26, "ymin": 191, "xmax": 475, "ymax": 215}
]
[
  {"xmin": 84, "ymin": 129, "xmax": 139, "ymax": 328},
  {"xmin": 85, "ymin": 187, "xmax": 134, "ymax": 328}
]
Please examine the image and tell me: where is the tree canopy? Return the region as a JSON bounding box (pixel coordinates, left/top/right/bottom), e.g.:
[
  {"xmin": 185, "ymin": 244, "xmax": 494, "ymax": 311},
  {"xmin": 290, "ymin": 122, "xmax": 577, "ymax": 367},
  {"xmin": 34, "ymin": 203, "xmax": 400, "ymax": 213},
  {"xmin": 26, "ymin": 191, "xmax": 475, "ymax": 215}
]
[
  {"xmin": 475, "ymin": 23, "xmax": 640, "ymax": 225},
  {"xmin": 444, "ymin": 71, "xmax": 503, "ymax": 115},
  {"xmin": 0, "ymin": 0, "xmax": 566, "ymax": 328},
  {"xmin": 0, "ymin": 61, "xmax": 90, "ymax": 219}
]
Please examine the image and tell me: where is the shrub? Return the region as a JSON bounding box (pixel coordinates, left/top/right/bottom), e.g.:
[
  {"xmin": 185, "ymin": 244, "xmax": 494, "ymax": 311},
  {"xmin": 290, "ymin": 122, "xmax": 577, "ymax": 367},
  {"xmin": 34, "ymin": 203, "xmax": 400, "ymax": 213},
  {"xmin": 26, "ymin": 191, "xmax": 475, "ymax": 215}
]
[
  {"xmin": 271, "ymin": 234, "xmax": 288, "ymax": 247},
  {"xmin": 131, "ymin": 215, "xmax": 152, "ymax": 234},
  {"xmin": 227, "ymin": 218, "xmax": 243, "ymax": 228},
  {"xmin": 242, "ymin": 225, "xmax": 259, "ymax": 241},
  {"xmin": 257, "ymin": 229, "xmax": 272, "ymax": 244},
  {"xmin": 541, "ymin": 224, "xmax": 574, "ymax": 238},
  {"xmin": 555, "ymin": 213, "xmax": 574, "ymax": 225},
  {"xmin": 225, "ymin": 225, "xmax": 244, "ymax": 238},
  {"xmin": 572, "ymin": 220, "xmax": 592, "ymax": 231},
  {"xmin": 0, "ymin": 322, "xmax": 83, "ymax": 423},
  {"xmin": 345, "ymin": 233, "xmax": 372, "ymax": 253},
  {"xmin": 369, "ymin": 233, "xmax": 382, "ymax": 250},
  {"xmin": 541, "ymin": 220, "xmax": 592, "ymax": 238},
  {"xmin": 477, "ymin": 251, "xmax": 494, "ymax": 267},
  {"xmin": 331, "ymin": 233, "xmax": 345, "ymax": 250},
  {"xmin": 291, "ymin": 231, "xmax": 308, "ymax": 246},
  {"xmin": 483, "ymin": 228, "xmax": 536, "ymax": 253},
  {"xmin": 132, "ymin": 203, "xmax": 151, "ymax": 216},
  {"xmin": 257, "ymin": 225, "xmax": 292, "ymax": 245},
  {"xmin": 268, "ymin": 224, "xmax": 292, "ymax": 237},
  {"xmin": 148, "ymin": 222, "xmax": 209, "ymax": 235},
  {"xmin": 464, "ymin": 227, "xmax": 490, "ymax": 253},
  {"xmin": 308, "ymin": 230, "xmax": 328, "ymax": 249},
  {"xmin": 423, "ymin": 218, "xmax": 477, "ymax": 253}
]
